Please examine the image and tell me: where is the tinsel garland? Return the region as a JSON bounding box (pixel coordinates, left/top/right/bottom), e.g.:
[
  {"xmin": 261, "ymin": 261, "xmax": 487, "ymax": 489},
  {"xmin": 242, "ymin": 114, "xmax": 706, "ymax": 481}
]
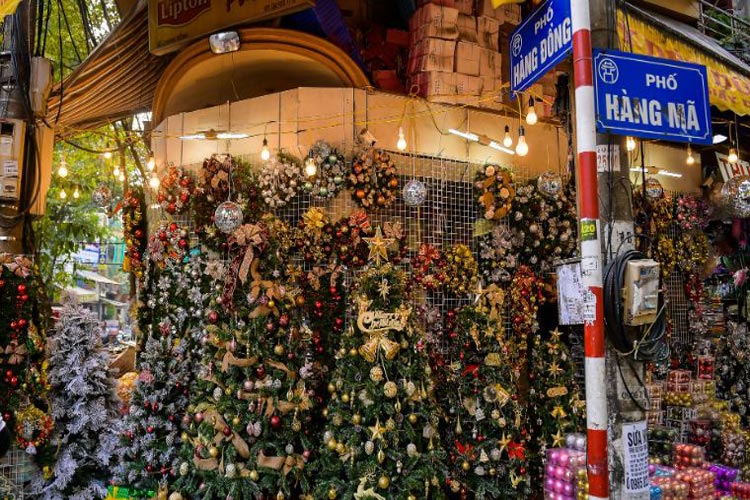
[
  {"xmin": 348, "ymin": 149, "xmax": 399, "ymax": 209},
  {"xmin": 474, "ymin": 164, "xmax": 515, "ymax": 221},
  {"xmin": 259, "ymin": 152, "xmax": 302, "ymax": 208},
  {"xmin": 157, "ymin": 164, "xmax": 195, "ymax": 215},
  {"xmin": 122, "ymin": 187, "xmax": 148, "ymax": 277}
]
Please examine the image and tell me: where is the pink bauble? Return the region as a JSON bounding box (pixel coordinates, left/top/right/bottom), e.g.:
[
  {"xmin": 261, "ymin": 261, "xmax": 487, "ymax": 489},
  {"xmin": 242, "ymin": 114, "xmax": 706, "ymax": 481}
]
[
  {"xmin": 545, "ymin": 477, "xmax": 555, "ymax": 491},
  {"xmin": 195, "ymin": 412, "xmax": 203, "ymax": 423}
]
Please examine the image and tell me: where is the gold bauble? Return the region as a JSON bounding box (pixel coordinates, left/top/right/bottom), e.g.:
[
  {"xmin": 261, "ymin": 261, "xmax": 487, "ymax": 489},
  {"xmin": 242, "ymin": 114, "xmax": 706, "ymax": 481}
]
[
  {"xmin": 352, "ymin": 414, "xmax": 362, "ymax": 425},
  {"xmin": 322, "ymin": 407, "xmax": 329, "ymax": 418},
  {"xmin": 249, "ymin": 470, "xmax": 259, "ymax": 481},
  {"xmin": 369, "ymin": 366, "xmax": 384, "ymax": 383},
  {"xmin": 408, "ymin": 413, "xmax": 418, "ymax": 424},
  {"xmin": 385, "ymin": 418, "xmax": 396, "ymax": 431},
  {"xmin": 276, "ymin": 492, "xmax": 285, "ymax": 500},
  {"xmin": 332, "ymin": 414, "xmax": 343, "ymax": 426},
  {"xmin": 208, "ymin": 446, "xmax": 219, "ymax": 458},
  {"xmin": 291, "ymin": 419, "xmax": 302, "ymax": 432},
  {"xmin": 168, "ymin": 493, "xmax": 183, "ymax": 500},
  {"xmin": 327, "ymin": 438, "xmax": 338, "ymax": 450},
  {"xmin": 267, "ymin": 299, "xmax": 275, "ymax": 308},
  {"xmin": 327, "ymin": 383, "xmax": 336, "ymax": 394},
  {"xmin": 407, "ymin": 496, "xmax": 417, "ymax": 500},
  {"xmin": 224, "ymin": 387, "xmax": 233, "ymax": 396},
  {"xmin": 450, "ymin": 481, "xmax": 461, "ymax": 493},
  {"xmin": 488, "ymin": 468, "xmax": 497, "ymax": 477},
  {"xmin": 274, "ymin": 344, "xmax": 285, "ymax": 356},
  {"xmin": 337, "ymin": 348, "xmax": 346, "ymax": 358},
  {"xmin": 377, "ymin": 476, "xmax": 390, "ymax": 489},
  {"xmin": 383, "ymin": 381, "xmax": 398, "ymax": 398},
  {"xmin": 335, "ymin": 442, "xmax": 346, "ymax": 454},
  {"xmin": 377, "ymin": 449, "xmax": 385, "ymax": 464},
  {"xmin": 349, "ymin": 348, "xmax": 358, "ymax": 357},
  {"xmin": 231, "ymin": 416, "xmax": 240, "ymax": 426},
  {"xmin": 327, "ymin": 488, "xmax": 337, "ymax": 499},
  {"xmin": 180, "ymin": 432, "xmax": 188, "ymax": 441},
  {"xmin": 461, "ymin": 461, "xmax": 471, "ymax": 471},
  {"xmin": 341, "ymin": 393, "xmax": 350, "ymax": 404}
]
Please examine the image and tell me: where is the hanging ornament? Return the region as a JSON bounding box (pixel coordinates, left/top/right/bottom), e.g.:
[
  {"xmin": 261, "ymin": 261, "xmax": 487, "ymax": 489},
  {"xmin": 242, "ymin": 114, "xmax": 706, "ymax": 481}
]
[
  {"xmin": 91, "ymin": 184, "xmax": 112, "ymax": 207},
  {"xmin": 474, "ymin": 164, "xmax": 515, "ymax": 220},
  {"xmin": 214, "ymin": 201, "xmax": 243, "ymax": 234},
  {"xmin": 402, "ymin": 179, "xmax": 427, "ymax": 207},
  {"xmin": 259, "ymin": 153, "xmax": 301, "ymax": 208},
  {"xmin": 644, "ymin": 178, "xmax": 664, "ymax": 200},
  {"xmin": 536, "ymin": 171, "xmax": 562, "ymax": 198},
  {"xmin": 157, "ymin": 164, "xmax": 195, "ymax": 215},
  {"xmin": 721, "ymin": 175, "xmax": 750, "ymax": 218},
  {"xmin": 348, "ymin": 149, "xmax": 399, "ymax": 209},
  {"xmin": 302, "ymin": 141, "xmax": 346, "ymax": 199}
]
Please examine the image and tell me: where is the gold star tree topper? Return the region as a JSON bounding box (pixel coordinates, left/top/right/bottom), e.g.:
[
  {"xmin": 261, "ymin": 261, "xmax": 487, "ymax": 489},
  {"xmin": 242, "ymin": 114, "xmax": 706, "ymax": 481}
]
[{"xmin": 364, "ymin": 226, "xmax": 394, "ymax": 266}]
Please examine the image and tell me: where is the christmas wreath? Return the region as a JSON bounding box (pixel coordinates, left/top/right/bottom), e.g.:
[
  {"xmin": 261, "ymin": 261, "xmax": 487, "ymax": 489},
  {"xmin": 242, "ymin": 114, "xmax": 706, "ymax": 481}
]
[
  {"xmin": 411, "ymin": 243, "xmax": 446, "ymax": 291},
  {"xmin": 192, "ymin": 154, "xmax": 266, "ymax": 253},
  {"xmin": 443, "ymin": 244, "xmax": 479, "ymax": 295},
  {"xmin": 474, "ymin": 164, "xmax": 516, "ymax": 221},
  {"xmin": 301, "ymin": 141, "xmax": 346, "ymax": 199},
  {"xmin": 14, "ymin": 405, "xmax": 53, "ymax": 453},
  {"xmin": 478, "ymin": 223, "xmax": 517, "ymax": 284},
  {"xmin": 259, "ymin": 152, "xmax": 302, "ymax": 208},
  {"xmin": 348, "ymin": 149, "xmax": 399, "ymax": 209},
  {"xmin": 157, "ymin": 164, "xmax": 195, "ymax": 215},
  {"xmin": 146, "ymin": 222, "xmax": 190, "ymax": 267}
]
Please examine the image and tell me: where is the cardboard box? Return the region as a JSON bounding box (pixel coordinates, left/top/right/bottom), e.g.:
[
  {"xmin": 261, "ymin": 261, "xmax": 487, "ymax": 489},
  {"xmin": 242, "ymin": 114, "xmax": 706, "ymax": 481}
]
[
  {"xmin": 476, "ymin": 0, "xmax": 502, "ymax": 19},
  {"xmin": 409, "ymin": 38, "xmax": 457, "ymax": 73},
  {"xmin": 386, "ymin": 29, "xmax": 410, "ymax": 47},
  {"xmin": 480, "ymin": 48, "xmax": 502, "ymax": 78},
  {"xmin": 418, "ymin": 0, "xmax": 473, "ymax": 14},
  {"xmin": 457, "ymin": 14, "xmax": 478, "ymax": 42},
  {"xmin": 372, "ymin": 70, "xmax": 406, "ymax": 93},
  {"xmin": 455, "ymin": 73, "xmax": 483, "ymax": 98},
  {"xmin": 477, "ymin": 16, "xmax": 500, "ymax": 50},
  {"xmin": 410, "ymin": 3, "xmax": 460, "ymax": 41},
  {"xmin": 411, "ymin": 71, "xmax": 458, "ymax": 103},
  {"xmin": 455, "ymin": 41, "xmax": 482, "ymax": 76}
]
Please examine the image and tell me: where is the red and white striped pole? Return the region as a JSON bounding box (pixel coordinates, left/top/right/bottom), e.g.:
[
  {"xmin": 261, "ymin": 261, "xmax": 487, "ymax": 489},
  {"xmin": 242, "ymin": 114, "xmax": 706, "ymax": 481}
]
[{"xmin": 571, "ymin": 1, "xmax": 610, "ymax": 498}]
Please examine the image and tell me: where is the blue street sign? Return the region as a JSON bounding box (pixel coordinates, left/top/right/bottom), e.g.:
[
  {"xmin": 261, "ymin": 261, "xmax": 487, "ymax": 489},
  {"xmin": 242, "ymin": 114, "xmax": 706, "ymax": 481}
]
[
  {"xmin": 509, "ymin": 0, "xmax": 572, "ymax": 95},
  {"xmin": 593, "ymin": 49, "xmax": 712, "ymax": 145}
]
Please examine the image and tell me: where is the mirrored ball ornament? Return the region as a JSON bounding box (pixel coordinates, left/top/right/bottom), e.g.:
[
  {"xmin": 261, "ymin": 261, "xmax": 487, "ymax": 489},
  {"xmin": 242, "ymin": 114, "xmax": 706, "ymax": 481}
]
[
  {"xmin": 402, "ymin": 179, "xmax": 427, "ymax": 207},
  {"xmin": 537, "ymin": 171, "xmax": 562, "ymax": 198},
  {"xmin": 721, "ymin": 175, "xmax": 750, "ymax": 218},
  {"xmin": 91, "ymin": 185, "xmax": 112, "ymax": 207},
  {"xmin": 644, "ymin": 178, "xmax": 664, "ymax": 200},
  {"xmin": 214, "ymin": 201, "xmax": 243, "ymax": 234}
]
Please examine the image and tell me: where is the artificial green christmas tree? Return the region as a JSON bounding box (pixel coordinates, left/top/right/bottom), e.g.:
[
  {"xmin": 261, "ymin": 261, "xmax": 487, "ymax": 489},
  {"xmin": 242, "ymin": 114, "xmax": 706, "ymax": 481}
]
[{"xmin": 313, "ymin": 228, "xmax": 447, "ymax": 500}]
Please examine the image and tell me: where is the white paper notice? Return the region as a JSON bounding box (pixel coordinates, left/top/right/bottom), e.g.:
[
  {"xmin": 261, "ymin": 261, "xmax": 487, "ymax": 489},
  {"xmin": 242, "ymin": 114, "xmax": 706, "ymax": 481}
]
[
  {"xmin": 623, "ymin": 421, "xmax": 649, "ymax": 494},
  {"xmin": 556, "ymin": 262, "xmax": 585, "ymax": 325}
]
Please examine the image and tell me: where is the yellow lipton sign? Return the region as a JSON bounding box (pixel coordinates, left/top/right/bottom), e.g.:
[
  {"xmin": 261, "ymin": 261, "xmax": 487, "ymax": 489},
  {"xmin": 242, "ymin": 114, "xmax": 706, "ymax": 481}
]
[
  {"xmin": 618, "ymin": 8, "xmax": 750, "ymax": 116},
  {"xmin": 149, "ymin": 0, "xmax": 315, "ymax": 55}
]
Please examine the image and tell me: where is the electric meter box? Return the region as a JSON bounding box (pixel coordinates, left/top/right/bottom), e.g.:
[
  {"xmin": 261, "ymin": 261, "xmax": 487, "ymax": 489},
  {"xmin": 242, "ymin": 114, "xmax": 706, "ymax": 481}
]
[
  {"xmin": 623, "ymin": 259, "xmax": 660, "ymax": 326},
  {"xmin": 0, "ymin": 119, "xmax": 25, "ymax": 203}
]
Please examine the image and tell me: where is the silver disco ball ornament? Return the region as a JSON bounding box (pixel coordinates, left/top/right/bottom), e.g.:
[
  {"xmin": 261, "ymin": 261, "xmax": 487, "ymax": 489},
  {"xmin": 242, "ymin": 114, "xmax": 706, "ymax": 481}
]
[
  {"xmin": 644, "ymin": 178, "xmax": 664, "ymax": 200},
  {"xmin": 537, "ymin": 171, "xmax": 562, "ymax": 198},
  {"xmin": 402, "ymin": 179, "xmax": 427, "ymax": 207},
  {"xmin": 721, "ymin": 175, "xmax": 750, "ymax": 218},
  {"xmin": 214, "ymin": 201, "xmax": 243, "ymax": 234},
  {"xmin": 91, "ymin": 185, "xmax": 112, "ymax": 207}
]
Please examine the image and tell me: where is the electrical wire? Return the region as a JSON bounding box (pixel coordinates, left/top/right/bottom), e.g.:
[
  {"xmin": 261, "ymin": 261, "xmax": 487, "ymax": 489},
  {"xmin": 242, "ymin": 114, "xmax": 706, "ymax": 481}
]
[{"xmin": 603, "ymin": 248, "xmax": 670, "ymax": 362}]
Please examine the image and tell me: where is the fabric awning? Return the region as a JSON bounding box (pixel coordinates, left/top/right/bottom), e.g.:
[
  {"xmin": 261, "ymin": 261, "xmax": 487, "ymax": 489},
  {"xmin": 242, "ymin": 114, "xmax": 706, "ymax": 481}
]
[
  {"xmin": 618, "ymin": 4, "xmax": 750, "ymax": 116},
  {"xmin": 77, "ymin": 269, "xmax": 121, "ymax": 285},
  {"xmin": 46, "ymin": 0, "xmax": 171, "ymax": 135}
]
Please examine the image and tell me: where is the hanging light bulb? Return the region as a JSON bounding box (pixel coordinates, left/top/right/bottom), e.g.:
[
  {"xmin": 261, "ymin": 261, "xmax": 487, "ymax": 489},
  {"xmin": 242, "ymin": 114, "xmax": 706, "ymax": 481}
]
[
  {"xmin": 396, "ymin": 126, "xmax": 407, "ymax": 151},
  {"xmin": 102, "ymin": 150, "xmax": 112, "ymax": 160},
  {"xmin": 57, "ymin": 157, "xmax": 68, "ymax": 178},
  {"xmin": 59, "ymin": 188, "xmax": 67, "ymax": 200},
  {"xmin": 502, "ymin": 125, "xmax": 513, "ymax": 148},
  {"xmin": 525, "ymin": 96, "xmax": 538, "ymax": 126},
  {"xmin": 149, "ymin": 172, "xmax": 160, "ymax": 190},
  {"xmin": 686, "ymin": 144, "xmax": 695, "ymax": 165},
  {"xmin": 729, "ymin": 147, "xmax": 739, "ymax": 163},
  {"xmin": 118, "ymin": 172, "xmax": 125, "ymax": 182},
  {"xmin": 113, "ymin": 165, "xmax": 120, "ymax": 177},
  {"xmin": 261, "ymin": 138, "xmax": 271, "ymax": 161},
  {"xmin": 73, "ymin": 185, "xmax": 80, "ymax": 199},
  {"xmin": 515, "ymin": 126, "xmax": 529, "ymax": 157},
  {"xmin": 146, "ymin": 153, "xmax": 155, "ymax": 171},
  {"xmin": 626, "ymin": 136, "xmax": 637, "ymax": 152},
  {"xmin": 304, "ymin": 152, "xmax": 317, "ymax": 177}
]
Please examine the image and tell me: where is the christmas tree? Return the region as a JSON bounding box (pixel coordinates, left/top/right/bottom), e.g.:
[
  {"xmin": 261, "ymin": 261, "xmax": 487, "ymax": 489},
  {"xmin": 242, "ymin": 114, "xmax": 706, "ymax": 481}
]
[
  {"xmin": 716, "ymin": 321, "xmax": 750, "ymax": 425},
  {"xmin": 527, "ymin": 322, "xmax": 585, "ymax": 482},
  {"xmin": 41, "ymin": 302, "xmax": 119, "ymax": 500},
  {"xmin": 439, "ymin": 297, "xmax": 531, "ymax": 499},
  {"xmin": 175, "ymin": 215, "xmax": 317, "ymax": 499},
  {"xmin": 313, "ymin": 228, "xmax": 447, "ymax": 500},
  {"xmin": 114, "ymin": 242, "xmax": 208, "ymax": 493}
]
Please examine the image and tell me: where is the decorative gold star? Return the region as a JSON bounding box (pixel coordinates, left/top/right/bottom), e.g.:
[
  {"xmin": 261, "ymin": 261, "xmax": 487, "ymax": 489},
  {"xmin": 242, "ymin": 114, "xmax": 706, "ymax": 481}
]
[
  {"xmin": 378, "ymin": 279, "xmax": 390, "ymax": 300},
  {"xmin": 473, "ymin": 281, "xmax": 484, "ymax": 304},
  {"xmin": 363, "ymin": 227, "xmax": 394, "ymax": 266},
  {"xmin": 552, "ymin": 428, "xmax": 565, "ymax": 447},
  {"xmin": 369, "ymin": 419, "xmax": 386, "ymax": 441},
  {"xmin": 550, "ymin": 328, "xmax": 563, "ymax": 342},
  {"xmin": 497, "ymin": 433, "xmax": 511, "ymax": 455},
  {"xmin": 547, "ymin": 361, "xmax": 563, "ymax": 377}
]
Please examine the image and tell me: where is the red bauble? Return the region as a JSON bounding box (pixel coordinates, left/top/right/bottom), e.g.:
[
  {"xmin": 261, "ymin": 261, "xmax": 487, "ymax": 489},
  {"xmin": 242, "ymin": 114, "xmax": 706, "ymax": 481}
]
[
  {"xmin": 169, "ymin": 222, "xmax": 178, "ymax": 232},
  {"xmin": 3, "ymin": 413, "xmax": 11, "ymax": 422},
  {"xmin": 278, "ymin": 314, "xmax": 289, "ymax": 327},
  {"xmin": 9, "ymin": 377, "xmax": 17, "ymax": 387},
  {"xmin": 266, "ymin": 321, "xmax": 276, "ymax": 332},
  {"xmin": 9, "ymin": 321, "xmax": 17, "ymax": 331},
  {"xmin": 16, "ymin": 284, "xmax": 26, "ymax": 294},
  {"xmin": 270, "ymin": 415, "xmax": 282, "ymax": 430},
  {"xmin": 20, "ymin": 294, "xmax": 28, "ymax": 303},
  {"xmin": 314, "ymin": 300, "xmax": 322, "ymax": 310},
  {"xmin": 334, "ymin": 318, "xmax": 344, "ymax": 327},
  {"xmin": 178, "ymin": 239, "xmax": 188, "ymax": 249},
  {"xmin": 207, "ymin": 310, "xmax": 219, "ymax": 324},
  {"xmin": 134, "ymin": 229, "xmax": 143, "ymax": 239},
  {"xmin": 223, "ymin": 426, "xmax": 232, "ymax": 437},
  {"xmin": 146, "ymin": 465, "xmax": 154, "ymax": 472},
  {"xmin": 168, "ymin": 415, "xmax": 175, "ymax": 422},
  {"xmin": 180, "ymin": 193, "xmax": 189, "ymax": 203},
  {"xmin": 147, "ymin": 426, "xmax": 154, "ymax": 433},
  {"xmin": 329, "ymin": 287, "xmax": 337, "ymax": 295},
  {"xmin": 159, "ymin": 231, "xmax": 167, "ymax": 241},
  {"xmin": 5, "ymin": 370, "xmax": 12, "ymax": 379},
  {"xmin": 0, "ymin": 279, "xmax": 5, "ymax": 287},
  {"xmin": 256, "ymin": 365, "xmax": 266, "ymax": 378},
  {"xmin": 17, "ymin": 318, "xmax": 27, "ymax": 329},
  {"xmin": 144, "ymin": 401, "xmax": 151, "ymax": 410}
]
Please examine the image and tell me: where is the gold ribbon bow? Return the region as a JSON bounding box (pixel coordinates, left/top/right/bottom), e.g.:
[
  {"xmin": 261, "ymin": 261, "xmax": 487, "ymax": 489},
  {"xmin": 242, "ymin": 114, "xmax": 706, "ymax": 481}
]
[
  {"xmin": 257, "ymin": 451, "xmax": 304, "ymax": 476},
  {"xmin": 358, "ymin": 330, "xmax": 400, "ymax": 363},
  {"xmin": 0, "ymin": 254, "xmax": 32, "ymax": 278},
  {"xmin": 302, "ymin": 207, "xmax": 327, "ymax": 229},
  {"xmin": 479, "ymin": 284, "xmax": 506, "ymax": 321},
  {"xmin": 5, "ymin": 340, "xmax": 27, "ymax": 365},
  {"xmin": 232, "ymin": 223, "xmax": 269, "ymax": 284},
  {"xmin": 202, "ymin": 408, "xmax": 251, "ymax": 459},
  {"xmin": 221, "ymin": 350, "xmax": 258, "ymax": 373}
]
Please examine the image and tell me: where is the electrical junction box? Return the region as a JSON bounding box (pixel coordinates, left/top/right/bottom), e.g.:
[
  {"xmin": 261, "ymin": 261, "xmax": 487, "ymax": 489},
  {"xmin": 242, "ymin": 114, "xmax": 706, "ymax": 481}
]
[
  {"xmin": 0, "ymin": 119, "xmax": 25, "ymax": 204},
  {"xmin": 623, "ymin": 259, "xmax": 660, "ymax": 326}
]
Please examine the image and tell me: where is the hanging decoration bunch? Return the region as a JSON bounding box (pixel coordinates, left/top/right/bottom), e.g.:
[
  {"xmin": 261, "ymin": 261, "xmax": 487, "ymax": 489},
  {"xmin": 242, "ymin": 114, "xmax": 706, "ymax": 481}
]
[
  {"xmin": 634, "ymin": 188, "xmax": 673, "ymax": 245},
  {"xmin": 675, "ymin": 194, "xmax": 709, "ymax": 232},
  {"xmin": 411, "ymin": 243, "xmax": 446, "ymax": 291},
  {"xmin": 677, "ymin": 230, "xmax": 710, "ymax": 274},
  {"xmin": 443, "ymin": 244, "xmax": 479, "ymax": 296},
  {"xmin": 146, "ymin": 222, "xmax": 190, "ymax": 268},
  {"xmin": 348, "ymin": 149, "xmax": 399, "ymax": 209},
  {"xmin": 478, "ymin": 223, "xmax": 516, "ymax": 285},
  {"xmin": 653, "ymin": 235, "xmax": 677, "ymax": 282},
  {"xmin": 508, "ymin": 178, "xmax": 577, "ymax": 273},
  {"xmin": 474, "ymin": 164, "xmax": 515, "ymax": 221},
  {"xmin": 157, "ymin": 164, "xmax": 195, "ymax": 215},
  {"xmin": 259, "ymin": 152, "xmax": 302, "ymax": 208},
  {"xmin": 192, "ymin": 154, "xmax": 266, "ymax": 252},
  {"xmin": 508, "ymin": 266, "xmax": 545, "ymax": 375},
  {"xmin": 122, "ymin": 187, "xmax": 147, "ymax": 277},
  {"xmin": 301, "ymin": 141, "xmax": 347, "ymax": 199}
]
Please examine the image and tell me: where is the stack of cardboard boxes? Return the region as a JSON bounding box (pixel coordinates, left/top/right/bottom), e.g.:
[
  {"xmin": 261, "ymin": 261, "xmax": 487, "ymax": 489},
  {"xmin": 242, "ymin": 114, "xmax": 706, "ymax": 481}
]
[{"xmin": 407, "ymin": 1, "xmax": 521, "ymax": 110}]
